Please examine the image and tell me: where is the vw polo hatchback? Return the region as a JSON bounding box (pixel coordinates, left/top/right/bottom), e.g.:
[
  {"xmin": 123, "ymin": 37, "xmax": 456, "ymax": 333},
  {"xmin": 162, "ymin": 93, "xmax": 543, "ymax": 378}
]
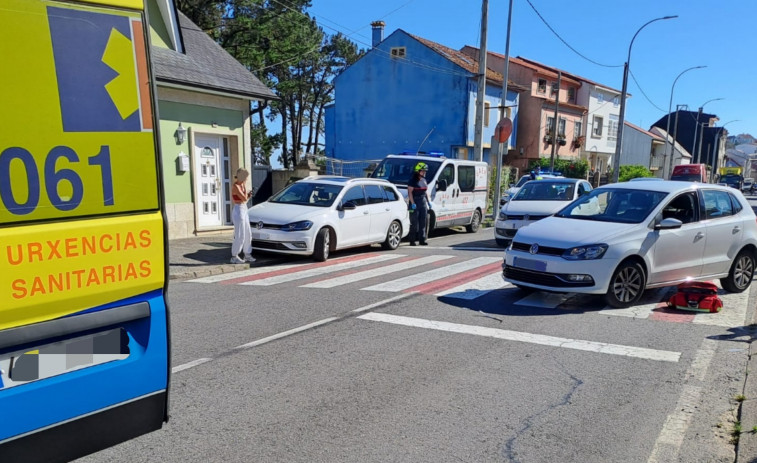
[{"xmin": 502, "ymin": 181, "xmax": 757, "ymax": 307}]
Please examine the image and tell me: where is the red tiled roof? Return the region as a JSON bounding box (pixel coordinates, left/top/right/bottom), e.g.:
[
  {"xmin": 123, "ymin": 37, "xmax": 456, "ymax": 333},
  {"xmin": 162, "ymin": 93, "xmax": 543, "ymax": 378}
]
[{"xmin": 410, "ymin": 34, "xmax": 529, "ymax": 92}]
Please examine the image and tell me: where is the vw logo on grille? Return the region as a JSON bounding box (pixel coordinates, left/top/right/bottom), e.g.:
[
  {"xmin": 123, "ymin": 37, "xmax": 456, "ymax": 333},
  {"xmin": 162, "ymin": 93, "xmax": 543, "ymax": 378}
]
[
  {"xmin": 256, "ymin": 221, "xmax": 264, "ymax": 230},
  {"xmin": 529, "ymin": 243, "xmax": 539, "ymax": 255}
]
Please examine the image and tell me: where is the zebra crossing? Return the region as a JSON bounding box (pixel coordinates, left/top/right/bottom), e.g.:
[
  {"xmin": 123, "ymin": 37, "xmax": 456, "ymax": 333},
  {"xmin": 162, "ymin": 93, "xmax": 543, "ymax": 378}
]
[{"xmin": 187, "ymin": 253, "xmax": 750, "ymax": 327}]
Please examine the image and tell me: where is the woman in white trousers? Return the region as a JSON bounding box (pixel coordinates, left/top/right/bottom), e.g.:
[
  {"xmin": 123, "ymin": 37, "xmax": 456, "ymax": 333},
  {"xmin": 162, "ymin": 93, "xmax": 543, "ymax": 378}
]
[{"xmin": 230, "ymin": 168, "xmax": 255, "ymax": 263}]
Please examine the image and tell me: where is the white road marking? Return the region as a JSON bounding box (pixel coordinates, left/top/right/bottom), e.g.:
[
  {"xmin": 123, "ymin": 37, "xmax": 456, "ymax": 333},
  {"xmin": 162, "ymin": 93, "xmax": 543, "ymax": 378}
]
[
  {"xmin": 301, "ymin": 255, "xmax": 453, "ymax": 288},
  {"xmin": 648, "ymin": 339, "xmax": 718, "ymax": 462},
  {"xmin": 435, "ymin": 273, "xmax": 510, "ymax": 299},
  {"xmin": 186, "ymin": 263, "xmax": 302, "ymax": 283},
  {"xmin": 362, "ymin": 256, "xmax": 502, "ymax": 292},
  {"xmin": 234, "ymin": 317, "xmax": 340, "ymax": 349},
  {"xmin": 240, "ymin": 254, "xmax": 403, "ymax": 286},
  {"xmin": 692, "ymin": 289, "xmax": 749, "ymax": 327},
  {"xmin": 172, "ymin": 358, "xmax": 212, "ymax": 373},
  {"xmin": 358, "ymin": 312, "xmax": 681, "ymax": 362},
  {"xmin": 599, "ymin": 301, "xmax": 656, "ymax": 319}
]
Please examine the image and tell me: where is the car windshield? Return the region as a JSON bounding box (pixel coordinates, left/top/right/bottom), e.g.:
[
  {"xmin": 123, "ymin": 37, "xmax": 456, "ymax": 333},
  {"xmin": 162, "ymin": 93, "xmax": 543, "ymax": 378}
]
[
  {"xmin": 555, "ymin": 188, "xmax": 668, "ymax": 223},
  {"xmin": 513, "ymin": 181, "xmax": 575, "ymax": 201},
  {"xmin": 269, "ymin": 182, "xmax": 344, "ymax": 207},
  {"xmin": 370, "ymin": 158, "xmax": 442, "ymax": 186}
]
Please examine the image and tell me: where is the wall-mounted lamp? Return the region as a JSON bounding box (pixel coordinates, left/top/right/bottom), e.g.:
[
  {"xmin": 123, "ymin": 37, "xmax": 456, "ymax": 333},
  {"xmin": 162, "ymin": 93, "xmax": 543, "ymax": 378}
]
[{"xmin": 175, "ymin": 122, "xmax": 187, "ymax": 145}]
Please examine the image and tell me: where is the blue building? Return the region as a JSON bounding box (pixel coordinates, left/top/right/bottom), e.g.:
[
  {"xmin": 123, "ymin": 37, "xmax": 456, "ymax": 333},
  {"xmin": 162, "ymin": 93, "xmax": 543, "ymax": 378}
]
[{"xmin": 325, "ymin": 22, "xmax": 523, "ymax": 165}]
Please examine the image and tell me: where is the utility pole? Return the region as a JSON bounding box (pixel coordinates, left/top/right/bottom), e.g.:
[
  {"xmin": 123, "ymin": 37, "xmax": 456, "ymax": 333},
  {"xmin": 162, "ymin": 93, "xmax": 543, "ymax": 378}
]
[
  {"xmin": 692, "ymin": 107, "xmax": 703, "ymax": 163},
  {"xmin": 473, "ymin": 0, "xmax": 488, "ymax": 162},
  {"xmin": 667, "ymin": 105, "xmax": 687, "ymax": 174},
  {"xmin": 494, "ymin": 0, "xmax": 513, "ymax": 208},
  {"xmin": 549, "ymin": 71, "xmax": 561, "ymax": 173}
]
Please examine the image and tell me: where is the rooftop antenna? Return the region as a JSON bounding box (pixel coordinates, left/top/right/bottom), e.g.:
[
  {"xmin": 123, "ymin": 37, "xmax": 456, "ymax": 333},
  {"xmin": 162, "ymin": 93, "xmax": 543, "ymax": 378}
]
[{"xmin": 417, "ymin": 126, "xmax": 436, "ymax": 155}]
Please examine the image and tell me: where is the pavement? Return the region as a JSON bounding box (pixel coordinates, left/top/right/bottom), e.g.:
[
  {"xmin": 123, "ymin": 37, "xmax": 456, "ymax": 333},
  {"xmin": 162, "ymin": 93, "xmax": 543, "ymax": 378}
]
[
  {"xmin": 167, "ymin": 233, "xmax": 757, "ymax": 462},
  {"xmin": 167, "ymin": 233, "xmax": 277, "ymax": 280}
]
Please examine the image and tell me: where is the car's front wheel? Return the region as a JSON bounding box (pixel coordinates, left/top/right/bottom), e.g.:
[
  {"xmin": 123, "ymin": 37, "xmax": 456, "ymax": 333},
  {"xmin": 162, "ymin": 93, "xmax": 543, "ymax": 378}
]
[
  {"xmin": 720, "ymin": 249, "xmax": 755, "ymax": 293},
  {"xmin": 313, "ymin": 228, "xmax": 330, "ymax": 261},
  {"xmin": 466, "ymin": 209, "xmax": 482, "ymax": 233},
  {"xmin": 605, "ymin": 260, "xmax": 645, "ymax": 308},
  {"xmin": 381, "ymin": 220, "xmax": 402, "ymax": 250}
]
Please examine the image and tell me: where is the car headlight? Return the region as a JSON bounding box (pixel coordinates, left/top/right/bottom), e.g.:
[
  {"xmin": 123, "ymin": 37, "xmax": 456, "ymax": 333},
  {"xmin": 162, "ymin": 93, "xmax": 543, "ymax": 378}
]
[
  {"xmin": 562, "ymin": 244, "xmax": 607, "ymax": 260},
  {"xmin": 283, "ymin": 220, "xmax": 313, "ymax": 231},
  {"xmin": 498, "ymin": 211, "xmax": 507, "ymax": 220}
]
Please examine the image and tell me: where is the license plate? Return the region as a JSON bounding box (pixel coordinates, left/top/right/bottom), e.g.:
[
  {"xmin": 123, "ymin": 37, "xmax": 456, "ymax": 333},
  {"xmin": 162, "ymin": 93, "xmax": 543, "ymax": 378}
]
[
  {"xmin": 513, "ymin": 256, "xmax": 546, "ymax": 271},
  {"xmin": 0, "ymin": 329, "xmax": 128, "ymax": 390},
  {"xmin": 252, "ymin": 232, "xmax": 269, "ymax": 240}
]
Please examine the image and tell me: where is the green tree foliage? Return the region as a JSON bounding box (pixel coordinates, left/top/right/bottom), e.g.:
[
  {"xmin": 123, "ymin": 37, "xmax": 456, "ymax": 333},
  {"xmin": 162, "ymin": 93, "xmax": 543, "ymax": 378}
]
[
  {"xmin": 618, "ymin": 165, "xmax": 653, "ymax": 182},
  {"xmin": 179, "ymin": 0, "xmax": 362, "ymax": 168}
]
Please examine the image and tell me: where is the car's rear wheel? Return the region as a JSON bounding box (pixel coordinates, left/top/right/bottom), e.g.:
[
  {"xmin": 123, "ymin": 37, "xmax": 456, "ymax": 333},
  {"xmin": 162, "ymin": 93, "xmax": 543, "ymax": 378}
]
[
  {"xmin": 605, "ymin": 260, "xmax": 645, "ymax": 308},
  {"xmin": 720, "ymin": 249, "xmax": 755, "ymax": 293},
  {"xmin": 313, "ymin": 228, "xmax": 330, "ymax": 261},
  {"xmin": 381, "ymin": 220, "xmax": 402, "ymax": 250},
  {"xmin": 466, "ymin": 209, "xmax": 482, "ymax": 233}
]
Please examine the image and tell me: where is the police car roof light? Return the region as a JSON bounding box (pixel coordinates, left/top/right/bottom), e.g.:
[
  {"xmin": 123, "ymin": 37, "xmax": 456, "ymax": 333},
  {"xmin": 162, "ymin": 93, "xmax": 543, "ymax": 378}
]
[{"xmin": 398, "ymin": 150, "xmax": 446, "ymax": 158}]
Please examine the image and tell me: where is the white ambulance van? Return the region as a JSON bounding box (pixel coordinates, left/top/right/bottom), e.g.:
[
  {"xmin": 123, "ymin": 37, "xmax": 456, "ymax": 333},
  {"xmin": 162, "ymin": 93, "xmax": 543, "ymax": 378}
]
[{"xmin": 370, "ymin": 154, "xmax": 489, "ymax": 233}]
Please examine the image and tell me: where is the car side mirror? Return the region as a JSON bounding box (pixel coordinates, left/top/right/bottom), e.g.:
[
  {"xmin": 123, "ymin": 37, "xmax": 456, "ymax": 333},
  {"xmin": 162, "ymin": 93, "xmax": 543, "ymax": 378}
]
[
  {"xmin": 654, "ymin": 217, "xmax": 682, "ymax": 230},
  {"xmin": 339, "ymin": 201, "xmax": 357, "ymax": 211},
  {"xmin": 436, "ymin": 179, "xmax": 448, "ymax": 192}
]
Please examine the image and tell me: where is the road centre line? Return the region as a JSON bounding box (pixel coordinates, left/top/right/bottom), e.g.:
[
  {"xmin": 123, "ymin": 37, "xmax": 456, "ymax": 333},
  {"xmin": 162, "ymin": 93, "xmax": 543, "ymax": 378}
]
[
  {"xmin": 648, "ymin": 338, "xmax": 718, "ymax": 462},
  {"xmin": 172, "ymin": 358, "xmax": 212, "ymax": 373},
  {"xmin": 171, "ymin": 294, "xmax": 417, "ymax": 374},
  {"xmin": 358, "ymin": 312, "xmax": 681, "ymax": 362}
]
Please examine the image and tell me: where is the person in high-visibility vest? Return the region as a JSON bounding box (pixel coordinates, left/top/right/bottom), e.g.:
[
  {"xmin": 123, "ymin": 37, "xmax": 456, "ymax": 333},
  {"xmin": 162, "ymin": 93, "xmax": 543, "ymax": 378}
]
[{"xmin": 407, "ymin": 162, "xmax": 432, "ymax": 246}]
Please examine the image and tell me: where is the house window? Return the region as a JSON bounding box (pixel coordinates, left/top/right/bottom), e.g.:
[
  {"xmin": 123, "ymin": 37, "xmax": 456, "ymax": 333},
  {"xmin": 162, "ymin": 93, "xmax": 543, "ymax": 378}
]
[
  {"xmin": 597, "ymin": 92, "xmax": 604, "ymax": 104},
  {"xmin": 484, "ymin": 102, "xmax": 491, "ymax": 127},
  {"xmin": 390, "ymin": 47, "xmax": 406, "ymax": 58},
  {"xmin": 537, "ymin": 78, "xmax": 547, "ymax": 93},
  {"xmin": 550, "ymin": 82, "xmax": 558, "ymax": 98},
  {"xmin": 546, "ymin": 116, "xmax": 555, "ymax": 135},
  {"xmin": 613, "ymin": 96, "xmax": 620, "ymax": 106},
  {"xmin": 568, "ymin": 87, "xmax": 575, "ymax": 103},
  {"xmin": 574, "ymin": 121, "xmax": 583, "ymax": 138},
  {"xmin": 608, "ymin": 114, "xmax": 619, "ymax": 142},
  {"xmin": 592, "ymin": 115, "xmax": 603, "ymax": 137},
  {"xmin": 558, "ymin": 118, "xmax": 566, "ymax": 137}
]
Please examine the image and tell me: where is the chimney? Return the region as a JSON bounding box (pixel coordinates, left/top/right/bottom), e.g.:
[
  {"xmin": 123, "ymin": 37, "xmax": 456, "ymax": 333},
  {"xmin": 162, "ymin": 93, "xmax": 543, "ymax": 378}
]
[{"xmin": 371, "ymin": 21, "xmax": 385, "ymax": 48}]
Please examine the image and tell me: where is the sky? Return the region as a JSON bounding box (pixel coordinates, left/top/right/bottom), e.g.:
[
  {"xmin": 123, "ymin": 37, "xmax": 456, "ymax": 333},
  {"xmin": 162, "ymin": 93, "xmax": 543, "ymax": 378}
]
[{"xmin": 305, "ymin": 0, "xmax": 756, "ymax": 140}]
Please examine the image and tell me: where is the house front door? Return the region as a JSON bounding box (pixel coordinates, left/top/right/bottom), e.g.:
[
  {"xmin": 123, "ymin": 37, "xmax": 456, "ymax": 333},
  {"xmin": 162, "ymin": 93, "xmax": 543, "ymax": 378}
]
[{"xmin": 194, "ymin": 135, "xmax": 225, "ymax": 229}]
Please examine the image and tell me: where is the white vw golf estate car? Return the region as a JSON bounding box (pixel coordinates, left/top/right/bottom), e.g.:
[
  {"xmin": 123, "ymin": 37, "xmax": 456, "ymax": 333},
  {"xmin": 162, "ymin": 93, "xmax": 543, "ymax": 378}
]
[
  {"xmin": 502, "ymin": 181, "xmax": 757, "ymax": 307},
  {"xmin": 248, "ymin": 176, "xmax": 410, "ymax": 261}
]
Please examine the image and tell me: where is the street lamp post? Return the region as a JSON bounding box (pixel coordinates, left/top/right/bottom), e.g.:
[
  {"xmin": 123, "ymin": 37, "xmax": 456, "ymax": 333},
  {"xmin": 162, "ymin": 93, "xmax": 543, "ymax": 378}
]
[
  {"xmin": 710, "ymin": 120, "xmax": 740, "ymax": 183},
  {"xmin": 663, "ymin": 65, "xmax": 706, "ymax": 178},
  {"xmin": 692, "ymin": 97, "xmax": 723, "ymax": 164},
  {"xmin": 612, "ymin": 15, "xmax": 677, "ymax": 183}
]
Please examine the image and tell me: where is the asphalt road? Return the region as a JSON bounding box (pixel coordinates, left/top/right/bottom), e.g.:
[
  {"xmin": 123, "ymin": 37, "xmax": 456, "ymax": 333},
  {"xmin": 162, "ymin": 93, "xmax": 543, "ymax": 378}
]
[{"xmin": 79, "ymin": 226, "xmax": 755, "ymax": 463}]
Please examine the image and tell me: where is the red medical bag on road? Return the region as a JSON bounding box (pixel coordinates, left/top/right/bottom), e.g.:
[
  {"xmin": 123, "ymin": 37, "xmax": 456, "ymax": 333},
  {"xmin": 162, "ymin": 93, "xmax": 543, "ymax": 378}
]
[{"xmin": 667, "ymin": 281, "xmax": 723, "ymax": 313}]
